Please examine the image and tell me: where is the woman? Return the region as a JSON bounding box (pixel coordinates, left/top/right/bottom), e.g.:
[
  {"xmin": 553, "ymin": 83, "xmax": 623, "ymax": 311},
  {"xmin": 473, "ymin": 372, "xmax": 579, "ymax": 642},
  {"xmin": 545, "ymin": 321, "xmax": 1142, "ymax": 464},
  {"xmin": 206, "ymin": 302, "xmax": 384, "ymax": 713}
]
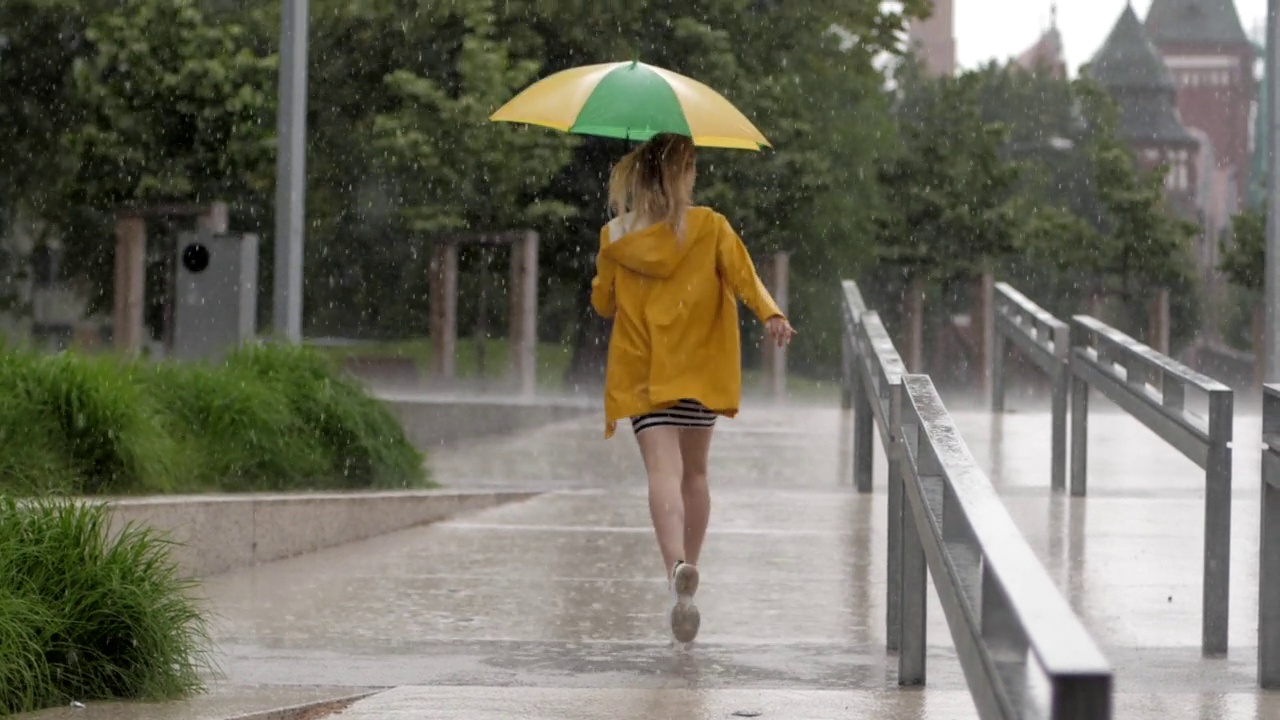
[{"xmin": 590, "ymin": 133, "xmax": 796, "ymax": 645}]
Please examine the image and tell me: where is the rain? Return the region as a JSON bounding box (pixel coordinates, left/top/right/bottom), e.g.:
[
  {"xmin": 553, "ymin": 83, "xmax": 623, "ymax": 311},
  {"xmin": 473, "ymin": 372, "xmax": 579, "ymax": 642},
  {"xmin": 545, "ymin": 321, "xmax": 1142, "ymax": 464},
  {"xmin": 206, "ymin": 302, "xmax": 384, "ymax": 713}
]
[{"xmin": 0, "ymin": 0, "xmax": 1279, "ymax": 719}]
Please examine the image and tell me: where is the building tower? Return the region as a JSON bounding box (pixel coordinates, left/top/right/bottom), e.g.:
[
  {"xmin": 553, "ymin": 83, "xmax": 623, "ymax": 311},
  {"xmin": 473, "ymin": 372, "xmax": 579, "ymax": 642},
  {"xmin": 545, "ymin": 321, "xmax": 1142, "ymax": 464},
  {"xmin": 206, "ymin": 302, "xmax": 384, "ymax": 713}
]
[
  {"xmin": 1088, "ymin": 4, "xmax": 1201, "ymax": 208},
  {"xmin": 907, "ymin": 0, "xmax": 956, "ymax": 76},
  {"xmin": 1016, "ymin": 3, "xmax": 1068, "ymax": 78},
  {"xmin": 1145, "ymin": 0, "xmax": 1257, "ymax": 211}
]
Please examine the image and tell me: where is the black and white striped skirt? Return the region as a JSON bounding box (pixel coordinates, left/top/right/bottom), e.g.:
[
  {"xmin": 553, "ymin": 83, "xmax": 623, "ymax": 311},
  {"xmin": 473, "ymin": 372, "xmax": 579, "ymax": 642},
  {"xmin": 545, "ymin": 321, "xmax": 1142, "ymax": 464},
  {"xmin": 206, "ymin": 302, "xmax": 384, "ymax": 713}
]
[{"xmin": 631, "ymin": 399, "xmax": 718, "ymax": 435}]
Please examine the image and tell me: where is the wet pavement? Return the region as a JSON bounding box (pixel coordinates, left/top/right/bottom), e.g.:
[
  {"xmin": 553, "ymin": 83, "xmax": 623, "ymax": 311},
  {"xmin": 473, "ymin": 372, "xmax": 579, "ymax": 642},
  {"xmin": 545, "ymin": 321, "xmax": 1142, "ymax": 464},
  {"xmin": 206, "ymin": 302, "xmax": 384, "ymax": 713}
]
[{"xmin": 197, "ymin": 392, "xmax": 1280, "ymax": 719}]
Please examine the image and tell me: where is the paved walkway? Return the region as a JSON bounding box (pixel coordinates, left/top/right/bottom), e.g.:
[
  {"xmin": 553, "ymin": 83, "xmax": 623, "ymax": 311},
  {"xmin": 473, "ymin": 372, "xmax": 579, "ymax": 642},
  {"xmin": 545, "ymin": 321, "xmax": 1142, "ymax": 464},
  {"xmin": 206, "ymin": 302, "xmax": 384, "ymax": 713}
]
[{"xmin": 201, "ymin": 394, "xmax": 1280, "ymax": 719}]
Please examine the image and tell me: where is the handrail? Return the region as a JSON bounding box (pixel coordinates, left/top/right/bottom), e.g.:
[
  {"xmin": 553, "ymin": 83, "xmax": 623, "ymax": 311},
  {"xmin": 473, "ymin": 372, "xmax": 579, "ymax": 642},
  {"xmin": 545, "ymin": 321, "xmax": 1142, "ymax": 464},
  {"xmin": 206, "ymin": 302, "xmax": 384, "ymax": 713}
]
[
  {"xmin": 1068, "ymin": 314, "xmax": 1234, "ymax": 656},
  {"xmin": 1260, "ymin": 384, "xmax": 1280, "ymax": 687},
  {"xmin": 841, "ymin": 280, "xmax": 908, "ymax": 652},
  {"xmin": 992, "ymin": 283, "xmax": 1070, "ymax": 491},
  {"xmin": 896, "ymin": 374, "xmax": 1113, "ymax": 718}
]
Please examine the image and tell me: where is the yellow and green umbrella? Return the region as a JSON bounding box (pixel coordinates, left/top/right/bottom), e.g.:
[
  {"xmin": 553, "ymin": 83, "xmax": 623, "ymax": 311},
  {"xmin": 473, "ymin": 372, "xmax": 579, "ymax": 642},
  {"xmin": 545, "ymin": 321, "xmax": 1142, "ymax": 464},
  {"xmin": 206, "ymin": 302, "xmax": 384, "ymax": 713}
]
[{"xmin": 490, "ymin": 61, "xmax": 770, "ymax": 151}]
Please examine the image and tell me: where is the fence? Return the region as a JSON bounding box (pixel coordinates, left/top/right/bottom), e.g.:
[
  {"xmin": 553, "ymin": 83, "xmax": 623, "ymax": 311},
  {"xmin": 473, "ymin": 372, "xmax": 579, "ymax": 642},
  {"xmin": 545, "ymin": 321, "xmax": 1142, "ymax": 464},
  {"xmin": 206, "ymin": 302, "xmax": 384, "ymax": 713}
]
[
  {"xmin": 843, "ymin": 281, "xmax": 1113, "ymax": 717},
  {"xmin": 991, "ymin": 282, "xmax": 1070, "ymax": 491},
  {"xmin": 1068, "ymin": 315, "xmax": 1234, "ymax": 656},
  {"xmin": 1260, "ymin": 384, "xmax": 1280, "ymax": 687},
  {"xmin": 895, "ymin": 375, "xmax": 1113, "ymax": 718},
  {"xmin": 840, "ymin": 281, "xmax": 908, "ymax": 651}
]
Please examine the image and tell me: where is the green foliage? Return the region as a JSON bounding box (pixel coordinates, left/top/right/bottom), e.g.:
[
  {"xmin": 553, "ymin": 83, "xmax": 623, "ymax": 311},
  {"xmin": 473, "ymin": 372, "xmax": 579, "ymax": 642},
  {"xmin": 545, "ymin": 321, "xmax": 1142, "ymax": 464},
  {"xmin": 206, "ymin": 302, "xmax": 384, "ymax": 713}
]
[
  {"xmin": 1220, "ymin": 209, "xmax": 1266, "ymax": 292},
  {"xmin": 136, "ymin": 363, "xmax": 331, "ymax": 492},
  {"xmin": 64, "ymin": 0, "xmax": 277, "ymax": 207},
  {"xmin": 875, "ymin": 64, "xmax": 1024, "ymax": 284},
  {"xmin": 0, "ymin": 347, "xmax": 425, "ymax": 496},
  {"xmin": 226, "ymin": 344, "xmax": 425, "ymax": 489},
  {"xmin": 0, "ymin": 350, "xmax": 176, "ymax": 494},
  {"xmin": 0, "ymin": 497, "xmax": 211, "ymax": 713}
]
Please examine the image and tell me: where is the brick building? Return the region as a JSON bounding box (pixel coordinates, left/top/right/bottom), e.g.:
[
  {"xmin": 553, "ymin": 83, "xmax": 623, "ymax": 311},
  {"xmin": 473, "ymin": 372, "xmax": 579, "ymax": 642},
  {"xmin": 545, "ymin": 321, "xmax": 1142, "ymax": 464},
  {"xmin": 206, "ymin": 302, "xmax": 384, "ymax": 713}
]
[{"xmin": 907, "ymin": 0, "xmax": 956, "ymax": 76}]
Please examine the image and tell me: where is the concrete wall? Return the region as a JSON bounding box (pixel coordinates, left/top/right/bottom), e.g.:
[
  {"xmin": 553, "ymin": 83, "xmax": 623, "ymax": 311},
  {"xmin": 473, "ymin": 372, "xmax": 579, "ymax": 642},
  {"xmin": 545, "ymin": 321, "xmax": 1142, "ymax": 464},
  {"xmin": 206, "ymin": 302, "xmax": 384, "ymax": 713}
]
[
  {"xmin": 380, "ymin": 394, "xmax": 595, "ymax": 450},
  {"xmin": 103, "ymin": 490, "xmax": 536, "ymax": 578}
]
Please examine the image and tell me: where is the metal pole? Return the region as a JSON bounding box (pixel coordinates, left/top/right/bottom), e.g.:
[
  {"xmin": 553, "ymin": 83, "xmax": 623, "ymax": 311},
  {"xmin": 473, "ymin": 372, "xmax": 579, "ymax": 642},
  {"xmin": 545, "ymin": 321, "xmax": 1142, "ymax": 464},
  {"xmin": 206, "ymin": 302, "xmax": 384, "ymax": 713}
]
[
  {"xmin": 274, "ymin": 0, "xmax": 309, "ymax": 342},
  {"xmin": 1267, "ymin": 0, "xmax": 1280, "ymax": 381},
  {"xmin": 1260, "ymin": 385, "xmax": 1280, "ymax": 687},
  {"xmin": 1202, "ymin": 389, "xmax": 1234, "ymax": 656}
]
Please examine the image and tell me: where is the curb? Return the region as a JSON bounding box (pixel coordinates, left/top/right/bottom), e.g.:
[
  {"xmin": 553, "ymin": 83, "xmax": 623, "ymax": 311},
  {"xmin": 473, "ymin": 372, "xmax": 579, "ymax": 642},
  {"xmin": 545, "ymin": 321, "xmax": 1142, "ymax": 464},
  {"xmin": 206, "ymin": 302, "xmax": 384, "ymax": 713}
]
[
  {"xmin": 101, "ymin": 490, "xmax": 540, "ymax": 577},
  {"xmin": 224, "ymin": 690, "xmax": 380, "ymax": 720}
]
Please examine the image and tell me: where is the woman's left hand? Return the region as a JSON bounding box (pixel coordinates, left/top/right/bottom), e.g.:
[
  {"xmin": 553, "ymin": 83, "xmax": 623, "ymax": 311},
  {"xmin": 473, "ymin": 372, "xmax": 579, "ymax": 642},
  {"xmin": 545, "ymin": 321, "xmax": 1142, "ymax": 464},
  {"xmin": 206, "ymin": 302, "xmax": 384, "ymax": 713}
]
[{"xmin": 765, "ymin": 316, "xmax": 796, "ymax": 348}]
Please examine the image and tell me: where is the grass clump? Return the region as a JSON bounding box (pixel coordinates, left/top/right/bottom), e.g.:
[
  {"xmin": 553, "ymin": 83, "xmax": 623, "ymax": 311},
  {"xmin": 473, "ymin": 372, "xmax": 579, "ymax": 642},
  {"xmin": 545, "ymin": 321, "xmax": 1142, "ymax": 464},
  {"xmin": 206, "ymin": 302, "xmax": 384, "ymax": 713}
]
[
  {"xmin": 0, "ymin": 497, "xmax": 212, "ymax": 714},
  {"xmin": 0, "ymin": 342, "xmax": 426, "ymax": 496},
  {"xmin": 136, "ymin": 362, "xmax": 331, "ymax": 491},
  {"xmin": 0, "ymin": 350, "xmax": 175, "ymax": 495},
  {"xmin": 227, "ymin": 343, "xmax": 425, "ymax": 489}
]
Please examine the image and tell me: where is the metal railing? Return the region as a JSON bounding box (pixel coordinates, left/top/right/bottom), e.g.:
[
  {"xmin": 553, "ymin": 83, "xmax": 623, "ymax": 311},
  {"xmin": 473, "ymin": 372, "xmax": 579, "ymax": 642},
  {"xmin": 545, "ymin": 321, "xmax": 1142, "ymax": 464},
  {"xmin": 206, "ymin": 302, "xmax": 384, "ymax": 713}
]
[
  {"xmin": 1260, "ymin": 384, "xmax": 1280, "ymax": 687},
  {"xmin": 840, "ymin": 280, "xmax": 908, "ymax": 652},
  {"xmin": 896, "ymin": 374, "xmax": 1113, "ymax": 718},
  {"xmin": 841, "ymin": 281, "xmax": 1113, "ymax": 716},
  {"xmin": 1068, "ymin": 315, "xmax": 1234, "ymax": 656},
  {"xmin": 991, "ymin": 283, "xmax": 1070, "ymax": 491}
]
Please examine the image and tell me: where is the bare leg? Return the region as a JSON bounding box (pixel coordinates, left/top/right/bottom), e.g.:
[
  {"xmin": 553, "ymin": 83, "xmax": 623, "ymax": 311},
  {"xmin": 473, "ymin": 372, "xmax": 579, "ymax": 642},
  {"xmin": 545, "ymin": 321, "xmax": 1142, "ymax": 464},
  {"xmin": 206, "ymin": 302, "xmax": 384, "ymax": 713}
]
[
  {"xmin": 635, "ymin": 426, "xmax": 685, "ymax": 574},
  {"xmin": 678, "ymin": 427, "xmax": 714, "ymax": 567}
]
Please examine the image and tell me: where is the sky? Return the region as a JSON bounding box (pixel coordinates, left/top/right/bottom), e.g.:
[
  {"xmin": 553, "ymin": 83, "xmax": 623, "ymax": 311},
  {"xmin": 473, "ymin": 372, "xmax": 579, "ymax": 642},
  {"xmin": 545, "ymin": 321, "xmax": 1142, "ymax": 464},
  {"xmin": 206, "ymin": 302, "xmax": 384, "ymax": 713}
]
[{"xmin": 956, "ymin": 0, "xmax": 1270, "ymax": 74}]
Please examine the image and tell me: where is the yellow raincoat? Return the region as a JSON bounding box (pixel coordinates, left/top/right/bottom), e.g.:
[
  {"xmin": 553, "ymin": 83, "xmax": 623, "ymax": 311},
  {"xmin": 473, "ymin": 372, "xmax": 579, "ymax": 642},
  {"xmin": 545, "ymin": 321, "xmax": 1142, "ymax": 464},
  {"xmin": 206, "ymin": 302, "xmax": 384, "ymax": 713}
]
[{"xmin": 591, "ymin": 206, "xmax": 784, "ymax": 438}]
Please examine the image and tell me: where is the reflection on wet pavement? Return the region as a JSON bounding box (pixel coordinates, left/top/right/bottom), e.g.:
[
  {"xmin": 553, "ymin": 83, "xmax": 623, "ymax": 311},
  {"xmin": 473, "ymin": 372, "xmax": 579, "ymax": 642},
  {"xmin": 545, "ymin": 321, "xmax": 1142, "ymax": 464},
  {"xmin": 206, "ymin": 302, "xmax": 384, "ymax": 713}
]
[{"xmin": 203, "ymin": 397, "xmax": 1280, "ymax": 719}]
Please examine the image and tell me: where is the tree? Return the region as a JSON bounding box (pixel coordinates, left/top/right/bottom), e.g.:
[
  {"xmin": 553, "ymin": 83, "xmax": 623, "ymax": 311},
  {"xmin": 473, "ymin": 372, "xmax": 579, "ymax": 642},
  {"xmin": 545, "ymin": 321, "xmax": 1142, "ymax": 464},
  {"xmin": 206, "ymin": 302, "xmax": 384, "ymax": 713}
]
[
  {"xmin": 873, "ymin": 64, "xmax": 1025, "ymax": 370},
  {"xmin": 1219, "ymin": 209, "xmax": 1265, "ymax": 384}
]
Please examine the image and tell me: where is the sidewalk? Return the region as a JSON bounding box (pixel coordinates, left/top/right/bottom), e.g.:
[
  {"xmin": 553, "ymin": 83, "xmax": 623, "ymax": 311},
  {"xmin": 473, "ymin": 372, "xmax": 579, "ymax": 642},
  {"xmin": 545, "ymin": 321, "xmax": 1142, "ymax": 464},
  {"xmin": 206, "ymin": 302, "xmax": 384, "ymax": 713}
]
[{"xmin": 201, "ymin": 404, "xmax": 977, "ymax": 719}]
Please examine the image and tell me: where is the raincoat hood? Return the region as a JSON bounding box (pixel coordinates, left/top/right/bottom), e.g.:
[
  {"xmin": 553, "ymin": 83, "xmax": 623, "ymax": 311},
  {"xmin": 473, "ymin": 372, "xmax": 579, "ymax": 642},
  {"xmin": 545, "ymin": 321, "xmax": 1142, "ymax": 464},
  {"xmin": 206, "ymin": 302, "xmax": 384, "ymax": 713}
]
[
  {"xmin": 590, "ymin": 206, "xmax": 785, "ymax": 439},
  {"xmin": 599, "ymin": 213, "xmax": 708, "ymax": 280}
]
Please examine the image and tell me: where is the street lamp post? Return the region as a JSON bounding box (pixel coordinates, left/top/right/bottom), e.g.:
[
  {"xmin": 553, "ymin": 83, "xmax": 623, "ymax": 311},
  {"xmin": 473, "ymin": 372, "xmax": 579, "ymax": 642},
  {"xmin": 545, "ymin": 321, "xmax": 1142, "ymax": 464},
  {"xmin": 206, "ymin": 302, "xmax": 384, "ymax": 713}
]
[
  {"xmin": 1267, "ymin": 0, "xmax": 1280, "ymax": 381},
  {"xmin": 274, "ymin": 0, "xmax": 309, "ymax": 342}
]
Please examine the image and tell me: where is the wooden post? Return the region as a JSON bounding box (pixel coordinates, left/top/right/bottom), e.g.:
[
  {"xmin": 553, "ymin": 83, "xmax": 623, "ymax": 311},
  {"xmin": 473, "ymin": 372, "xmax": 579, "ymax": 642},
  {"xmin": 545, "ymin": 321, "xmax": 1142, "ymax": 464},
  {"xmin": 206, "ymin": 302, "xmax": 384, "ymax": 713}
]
[
  {"xmin": 112, "ymin": 216, "xmax": 147, "ymax": 356},
  {"xmin": 508, "ymin": 231, "xmax": 539, "ymax": 397},
  {"xmin": 429, "ymin": 241, "xmax": 458, "ymax": 382},
  {"xmin": 760, "ymin": 252, "xmax": 789, "ymax": 400},
  {"xmin": 979, "ymin": 271, "xmax": 995, "ymax": 399},
  {"xmin": 1148, "ymin": 287, "xmax": 1171, "ymax": 356},
  {"xmin": 905, "ymin": 277, "xmax": 926, "ymax": 374}
]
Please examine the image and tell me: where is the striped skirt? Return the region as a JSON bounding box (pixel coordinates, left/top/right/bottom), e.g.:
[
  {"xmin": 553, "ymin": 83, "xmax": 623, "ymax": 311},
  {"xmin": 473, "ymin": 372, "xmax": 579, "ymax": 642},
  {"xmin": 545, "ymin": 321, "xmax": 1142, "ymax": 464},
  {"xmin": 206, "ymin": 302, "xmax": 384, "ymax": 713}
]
[{"xmin": 631, "ymin": 399, "xmax": 718, "ymax": 435}]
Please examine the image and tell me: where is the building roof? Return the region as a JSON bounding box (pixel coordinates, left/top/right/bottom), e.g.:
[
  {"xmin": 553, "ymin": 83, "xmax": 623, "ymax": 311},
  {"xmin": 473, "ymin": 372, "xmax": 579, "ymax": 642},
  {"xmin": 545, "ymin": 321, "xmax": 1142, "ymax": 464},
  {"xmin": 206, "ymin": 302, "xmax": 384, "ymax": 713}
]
[
  {"xmin": 1087, "ymin": 5, "xmax": 1197, "ymax": 147},
  {"xmin": 1089, "ymin": 4, "xmax": 1177, "ymax": 90},
  {"xmin": 1017, "ymin": 26, "xmax": 1067, "ymax": 78},
  {"xmin": 1145, "ymin": 0, "xmax": 1250, "ymax": 48}
]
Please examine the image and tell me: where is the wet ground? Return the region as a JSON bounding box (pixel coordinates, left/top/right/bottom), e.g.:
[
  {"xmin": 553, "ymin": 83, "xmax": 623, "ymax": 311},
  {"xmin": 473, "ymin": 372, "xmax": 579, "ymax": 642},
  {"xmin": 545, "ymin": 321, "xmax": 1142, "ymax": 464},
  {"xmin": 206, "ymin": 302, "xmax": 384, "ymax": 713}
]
[{"xmin": 198, "ymin": 392, "xmax": 1280, "ymax": 719}]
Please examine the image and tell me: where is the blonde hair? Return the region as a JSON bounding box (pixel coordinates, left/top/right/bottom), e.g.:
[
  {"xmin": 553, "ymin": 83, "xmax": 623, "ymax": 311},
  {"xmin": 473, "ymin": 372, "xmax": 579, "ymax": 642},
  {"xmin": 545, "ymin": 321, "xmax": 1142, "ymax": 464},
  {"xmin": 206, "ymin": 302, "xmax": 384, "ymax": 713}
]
[{"xmin": 607, "ymin": 133, "xmax": 697, "ymax": 238}]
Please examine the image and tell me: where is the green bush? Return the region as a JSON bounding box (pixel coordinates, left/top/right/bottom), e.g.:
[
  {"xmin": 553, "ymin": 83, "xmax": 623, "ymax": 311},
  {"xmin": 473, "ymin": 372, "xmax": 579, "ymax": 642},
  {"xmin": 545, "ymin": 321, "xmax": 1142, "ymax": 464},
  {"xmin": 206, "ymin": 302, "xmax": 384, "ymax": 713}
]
[
  {"xmin": 0, "ymin": 343, "xmax": 426, "ymax": 496},
  {"xmin": 0, "ymin": 498, "xmax": 211, "ymax": 714},
  {"xmin": 0, "ymin": 350, "xmax": 175, "ymax": 495},
  {"xmin": 136, "ymin": 363, "xmax": 331, "ymax": 492},
  {"xmin": 227, "ymin": 344, "xmax": 424, "ymax": 489}
]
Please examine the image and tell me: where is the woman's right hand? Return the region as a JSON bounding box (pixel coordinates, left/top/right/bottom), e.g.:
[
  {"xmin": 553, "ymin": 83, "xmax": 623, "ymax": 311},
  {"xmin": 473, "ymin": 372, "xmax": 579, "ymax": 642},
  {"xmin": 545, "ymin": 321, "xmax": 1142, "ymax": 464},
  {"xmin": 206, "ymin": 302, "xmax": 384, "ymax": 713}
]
[{"xmin": 765, "ymin": 316, "xmax": 796, "ymax": 348}]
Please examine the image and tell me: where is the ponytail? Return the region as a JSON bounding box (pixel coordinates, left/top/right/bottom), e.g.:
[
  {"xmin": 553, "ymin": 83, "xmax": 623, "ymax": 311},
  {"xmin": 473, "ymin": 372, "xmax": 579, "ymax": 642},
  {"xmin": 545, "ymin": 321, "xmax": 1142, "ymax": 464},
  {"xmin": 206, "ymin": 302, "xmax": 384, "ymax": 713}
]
[{"xmin": 608, "ymin": 133, "xmax": 696, "ymax": 239}]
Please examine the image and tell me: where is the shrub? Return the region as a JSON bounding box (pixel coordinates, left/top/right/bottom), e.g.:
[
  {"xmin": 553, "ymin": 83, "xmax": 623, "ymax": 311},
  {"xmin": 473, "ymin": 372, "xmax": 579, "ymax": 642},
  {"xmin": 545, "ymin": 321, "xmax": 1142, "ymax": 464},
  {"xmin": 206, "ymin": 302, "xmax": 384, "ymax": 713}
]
[
  {"xmin": 227, "ymin": 343, "xmax": 425, "ymax": 489},
  {"xmin": 136, "ymin": 362, "xmax": 330, "ymax": 491},
  {"xmin": 0, "ymin": 350, "xmax": 174, "ymax": 495},
  {"xmin": 0, "ymin": 498, "xmax": 212, "ymax": 713}
]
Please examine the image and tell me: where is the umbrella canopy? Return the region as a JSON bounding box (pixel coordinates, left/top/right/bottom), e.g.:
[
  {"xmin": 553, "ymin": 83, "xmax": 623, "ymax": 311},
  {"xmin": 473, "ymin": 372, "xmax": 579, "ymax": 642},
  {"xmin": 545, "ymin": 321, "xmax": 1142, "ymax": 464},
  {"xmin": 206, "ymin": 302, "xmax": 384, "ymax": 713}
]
[{"xmin": 490, "ymin": 61, "xmax": 770, "ymax": 151}]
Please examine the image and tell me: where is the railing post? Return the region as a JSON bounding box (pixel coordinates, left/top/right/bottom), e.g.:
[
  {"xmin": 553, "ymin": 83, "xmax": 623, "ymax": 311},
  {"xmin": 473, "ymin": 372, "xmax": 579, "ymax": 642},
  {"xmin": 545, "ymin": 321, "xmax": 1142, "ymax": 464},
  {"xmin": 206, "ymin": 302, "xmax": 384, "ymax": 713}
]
[
  {"xmin": 1202, "ymin": 389, "xmax": 1234, "ymax": 656},
  {"xmin": 898, "ymin": 417, "xmax": 927, "ymax": 686},
  {"xmin": 1051, "ymin": 324, "xmax": 1071, "ymax": 494},
  {"xmin": 1069, "ymin": 350, "xmax": 1089, "ymax": 497},
  {"xmin": 853, "ymin": 361, "xmax": 874, "ymax": 494},
  {"xmin": 886, "ymin": 382, "xmax": 903, "ymax": 653},
  {"xmin": 1261, "ymin": 385, "xmax": 1280, "ymax": 687},
  {"xmin": 841, "ymin": 325, "xmax": 854, "ymax": 411},
  {"xmin": 992, "ymin": 325, "xmax": 1007, "ymax": 413}
]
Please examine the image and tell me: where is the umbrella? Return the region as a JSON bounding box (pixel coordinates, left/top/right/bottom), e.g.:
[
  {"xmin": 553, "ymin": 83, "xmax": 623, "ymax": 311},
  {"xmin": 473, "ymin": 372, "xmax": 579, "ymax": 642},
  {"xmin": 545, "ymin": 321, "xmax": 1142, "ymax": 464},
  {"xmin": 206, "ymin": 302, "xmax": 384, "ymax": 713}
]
[{"xmin": 490, "ymin": 60, "xmax": 770, "ymax": 151}]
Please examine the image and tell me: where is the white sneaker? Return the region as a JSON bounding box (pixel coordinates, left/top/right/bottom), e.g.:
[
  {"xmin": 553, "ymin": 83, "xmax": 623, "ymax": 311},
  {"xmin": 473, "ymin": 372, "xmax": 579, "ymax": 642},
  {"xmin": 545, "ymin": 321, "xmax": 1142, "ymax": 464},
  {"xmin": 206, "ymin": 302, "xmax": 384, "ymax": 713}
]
[{"xmin": 668, "ymin": 561, "xmax": 700, "ymax": 644}]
